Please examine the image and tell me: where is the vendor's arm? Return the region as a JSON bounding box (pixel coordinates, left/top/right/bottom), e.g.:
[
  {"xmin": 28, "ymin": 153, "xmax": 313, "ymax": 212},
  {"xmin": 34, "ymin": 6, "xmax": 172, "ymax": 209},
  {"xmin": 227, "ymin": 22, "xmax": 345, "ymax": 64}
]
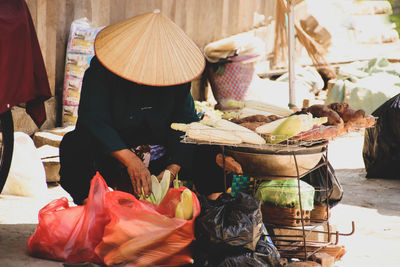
[
  {"xmin": 165, "ymin": 83, "xmax": 200, "ymax": 174},
  {"xmin": 111, "ymin": 149, "xmax": 151, "ymax": 197},
  {"xmin": 77, "ymin": 57, "xmax": 151, "ymax": 197}
]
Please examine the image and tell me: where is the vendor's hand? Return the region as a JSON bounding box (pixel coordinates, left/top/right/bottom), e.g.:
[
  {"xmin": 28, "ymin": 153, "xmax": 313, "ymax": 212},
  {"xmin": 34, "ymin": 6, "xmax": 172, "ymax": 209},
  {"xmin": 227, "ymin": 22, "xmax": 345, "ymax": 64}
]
[
  {"xmin": 126, "ymin": 156, "xmax": 152, "ymax": 197},
  {"xmin": 157, "ymin": 164, "xmax": 181, "ymax": 183},
  {"xmin": 216, "ymin": 154, "xmax": 243, "ymax": 174},
  {"xmin": 111, "ymin": 149, "xmax": 152, "ymax": 197}
]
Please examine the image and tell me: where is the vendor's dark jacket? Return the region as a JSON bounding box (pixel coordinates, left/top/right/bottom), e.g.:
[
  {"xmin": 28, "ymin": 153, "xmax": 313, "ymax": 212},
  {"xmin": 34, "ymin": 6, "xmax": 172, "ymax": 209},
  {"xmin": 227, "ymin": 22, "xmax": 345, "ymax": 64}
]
[{"xmin": 75, "ymin": 56, "xmax": 199, "ymax": 169}]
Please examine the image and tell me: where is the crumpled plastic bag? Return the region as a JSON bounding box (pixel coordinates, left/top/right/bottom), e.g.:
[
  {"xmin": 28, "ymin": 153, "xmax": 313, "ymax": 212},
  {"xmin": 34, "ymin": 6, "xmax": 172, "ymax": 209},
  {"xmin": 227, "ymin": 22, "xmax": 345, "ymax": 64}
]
[
  {"xmin": 95, "ymin": 187, "xmax": 200, "ymax": 266},
  {"xmin": 193, "ymin": 238, "xmax": 281, "ymax": 267},
  {"xmin": 28, "ymin": 172, "xmax": 200, "ymax": 266},
  {"xmin": 363, "ymin": 93, "xmax": 400, "ymax": 178},
  {"xmin": 28, "ymin": 172, "xmax": 110, "ymax": 263},
  {"xmin": 195, "ymin": 193, "xmax": 263, "ymax": 252},
  {"xmin": 193, "ymin": 193, "xmax": 280, "ymax": 267},
  {"xmin": 255, "ymin": 179, "xmax": 315, "ymax": 210},
  {"xmin": 2, "ymin": 132, "xmax": 47, "ymax": 197},
  {"xmin": 302, "ymin": 156, "xmax": 343, "ymax": 207}
]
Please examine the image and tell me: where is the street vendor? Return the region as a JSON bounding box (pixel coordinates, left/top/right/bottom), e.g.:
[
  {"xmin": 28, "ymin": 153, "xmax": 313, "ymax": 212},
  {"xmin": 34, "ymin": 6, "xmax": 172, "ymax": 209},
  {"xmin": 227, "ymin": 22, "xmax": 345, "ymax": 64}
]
[{"xmin": 59, "ymin": 10, "xmax": 238, "ymax": 204}]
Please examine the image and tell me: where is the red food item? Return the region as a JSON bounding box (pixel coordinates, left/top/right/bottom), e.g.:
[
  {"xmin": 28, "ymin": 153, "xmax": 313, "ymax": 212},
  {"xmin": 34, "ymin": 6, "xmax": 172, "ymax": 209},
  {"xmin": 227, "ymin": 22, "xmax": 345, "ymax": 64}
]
[{"xmin": 293, "ymin": 124, "xmax": 344, "ymax": 141}]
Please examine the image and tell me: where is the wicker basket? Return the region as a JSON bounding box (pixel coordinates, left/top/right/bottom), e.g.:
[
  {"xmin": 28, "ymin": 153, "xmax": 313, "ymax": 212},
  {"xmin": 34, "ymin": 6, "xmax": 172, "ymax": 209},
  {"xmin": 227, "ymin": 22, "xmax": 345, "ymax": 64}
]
[{"xmin": 208, "ymin": 61, "xmax": 255, "ymax": 105}]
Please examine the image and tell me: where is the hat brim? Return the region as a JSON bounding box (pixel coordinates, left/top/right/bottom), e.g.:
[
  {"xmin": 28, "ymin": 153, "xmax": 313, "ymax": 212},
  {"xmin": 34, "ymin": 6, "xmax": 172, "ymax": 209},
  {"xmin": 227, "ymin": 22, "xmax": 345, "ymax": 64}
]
[{"xmin": 94, "ymin": 12, "xmax": 205, "ymax": 87}]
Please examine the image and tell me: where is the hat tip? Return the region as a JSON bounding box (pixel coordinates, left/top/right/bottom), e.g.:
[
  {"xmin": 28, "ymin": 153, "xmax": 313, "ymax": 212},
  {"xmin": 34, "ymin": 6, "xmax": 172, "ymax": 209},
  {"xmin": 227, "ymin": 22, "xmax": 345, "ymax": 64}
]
[{"xmin": 153, "ymin": 9, "xmax": 160, "ymax": 14}]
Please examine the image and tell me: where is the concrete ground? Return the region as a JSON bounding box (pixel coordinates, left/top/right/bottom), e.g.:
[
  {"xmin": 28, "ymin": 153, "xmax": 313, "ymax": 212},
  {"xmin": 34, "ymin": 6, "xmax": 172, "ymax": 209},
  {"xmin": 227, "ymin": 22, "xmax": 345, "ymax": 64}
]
[{"xmin": 0, "ymin": 132, "xmax": 400, "ymax": 266}]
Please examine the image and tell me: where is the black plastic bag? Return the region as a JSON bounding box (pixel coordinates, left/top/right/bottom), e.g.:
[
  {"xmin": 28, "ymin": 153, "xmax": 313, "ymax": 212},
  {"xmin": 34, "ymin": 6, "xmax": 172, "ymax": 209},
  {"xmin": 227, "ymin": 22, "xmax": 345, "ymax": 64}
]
[
  {"xmin": 363, "ymin": 94, "xmax": 400, "ymax": 179},
  {"xmin": 302, "ymin": 156, "xmax": 343, "ymax": 207},
  {"xmin": 193, "ymin": 193, "xmax": 281, "ymax": 267},
  {"xmin": 195, "ymin": 193, "xmax": 263, "ymax": 251},
  {"xmin": 193, "ymin": 233, "xmax": 281, "ymax": 267}
]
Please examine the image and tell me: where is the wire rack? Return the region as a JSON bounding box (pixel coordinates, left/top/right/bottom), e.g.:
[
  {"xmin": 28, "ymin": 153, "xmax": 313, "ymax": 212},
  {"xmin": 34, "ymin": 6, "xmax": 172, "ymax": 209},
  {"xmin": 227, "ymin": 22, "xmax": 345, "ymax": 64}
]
[
  {"xmin": 180, "ymin": 115, "xmax": 377, "ymax": 152},
  {"xmin": 181, "ymin": 128, "xmax": 329, "ymax": 152},
  {"xmin": 180, "ymin": 125, "xmax": 358, "ymax": 261}
]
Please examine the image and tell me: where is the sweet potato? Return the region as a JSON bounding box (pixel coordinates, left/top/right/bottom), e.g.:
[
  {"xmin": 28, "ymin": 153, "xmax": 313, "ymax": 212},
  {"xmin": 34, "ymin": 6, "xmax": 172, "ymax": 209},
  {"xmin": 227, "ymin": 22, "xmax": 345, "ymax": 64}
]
[
  {"xmin": 231, "ymin": 114, "xmax": 282, "ymax": 124},
  {"xmin": 328, "ymin": 103, "xmax": 366, "ymax": 123},
  {"xmin": 216, "ymin": 154, "xmax": 243, "ymax": 174},
  {"xmin": 231, "ymin": 115, "xmax": 270, "ymax": 124},
  {"xmin": 301, "ymin": 104, "xmax": 343, "ymax": 126}
]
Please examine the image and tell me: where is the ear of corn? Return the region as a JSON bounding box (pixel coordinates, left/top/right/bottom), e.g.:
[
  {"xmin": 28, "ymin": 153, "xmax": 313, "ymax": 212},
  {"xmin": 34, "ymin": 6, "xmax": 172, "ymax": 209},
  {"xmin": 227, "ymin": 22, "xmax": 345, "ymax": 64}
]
[
  {"xmin": 255, "ymin": 117, "xmax": 287, "ymax": 134},
  {"xmin": 171, "ymin": 123, "xmax": 189, "ymax": 132},
  {"xmin": 159, "ymin": 170, "xmax": 171, "ymax": 201},
  {"xmin": 186, "ymin": 122, "xmax": 242, "ymax": 144},
  {"xmin": 268, "ymin": 114, "xmax": 315, "ymax": 144},
  {"xmin": 202, "ymin": 119, "xmax": 266, "ymax": 145},
  {"xmin": 225, "ymin": 99, "xmax": 246, "ymax": 109},
  {"xmin": 174, "ymin": 189, "xmax": 195, "ymax": 220},
  {"xmin": 151, "ymin": 175, "xmax": 162, "ymax": 204},
  {"xmin": 181, "ymin": 189, "xmax": 194, "ymax": 220},
  {"xmin": 140, "ymin": 173, "xmax": 171, "ymax": 205},
  {"xmin": 175, "ymin": 202, "xmax": 185, "ymax": 219},
  {"xmin": 313, "ymin": 117, "xmax": 328, "ymax": 125}
]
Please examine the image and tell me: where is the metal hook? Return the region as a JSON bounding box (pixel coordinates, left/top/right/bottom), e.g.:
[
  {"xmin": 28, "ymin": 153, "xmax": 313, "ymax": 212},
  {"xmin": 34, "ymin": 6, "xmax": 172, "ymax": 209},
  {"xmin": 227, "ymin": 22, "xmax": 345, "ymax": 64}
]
[{"xmin": 336, "ymin": 221, "xmax": 356, "ymax": 236}]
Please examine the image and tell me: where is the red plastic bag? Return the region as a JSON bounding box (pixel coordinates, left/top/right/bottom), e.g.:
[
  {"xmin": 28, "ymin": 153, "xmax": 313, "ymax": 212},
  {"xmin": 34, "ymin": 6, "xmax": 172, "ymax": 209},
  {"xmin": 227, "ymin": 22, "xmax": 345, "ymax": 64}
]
[
  {"xmin": 28, "ymin": 172, "xmax": 110, "ymax": 263},
  {"xmin": 95, "ymin": 187, "xmax": 201, "ymax": 267}
]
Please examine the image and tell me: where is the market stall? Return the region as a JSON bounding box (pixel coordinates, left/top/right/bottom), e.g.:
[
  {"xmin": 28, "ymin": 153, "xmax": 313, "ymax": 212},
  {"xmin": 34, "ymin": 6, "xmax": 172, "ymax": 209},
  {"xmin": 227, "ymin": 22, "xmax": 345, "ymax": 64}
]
[{"xmin": 179, "ymin": 99, "xmax": 375, "ymax": 263}]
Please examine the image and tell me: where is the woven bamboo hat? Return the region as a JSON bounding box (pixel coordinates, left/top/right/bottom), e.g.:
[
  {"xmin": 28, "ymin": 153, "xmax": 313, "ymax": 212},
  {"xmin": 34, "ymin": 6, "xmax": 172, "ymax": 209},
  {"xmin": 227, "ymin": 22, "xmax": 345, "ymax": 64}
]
[{"xmin": 95, "ymin": 10, "xmax": 205, "ymax": 86}]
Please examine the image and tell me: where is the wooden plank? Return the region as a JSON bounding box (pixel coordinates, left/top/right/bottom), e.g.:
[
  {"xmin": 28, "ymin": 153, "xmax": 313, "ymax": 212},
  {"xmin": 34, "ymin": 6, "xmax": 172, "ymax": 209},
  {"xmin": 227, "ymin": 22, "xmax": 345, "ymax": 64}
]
[
  {"xmin": 265, "ymin": 0, "xmax": 276, "ymax": 18},
  {"xmin": 192, "ymin": 0, "xmax": 209, "ymax": 47},
  {"xmin": 150, "ymin": 0, "xmax": 163, "ymax": 12},
  {"xmin": 161, "ymin": 0, "xmax": 176, "ymax": 20},
  {"xmin": 184, "ymin": 0, "xmax": 197, "ymax": 44},
  {"xmin": 237, "ymin": 0, "xmax": 253, "ymax": 32},
  {"xmin": 130, "ymin": 0, "xmax": 149, "ymax": 16},
  {"xmin": 220, "ymin": 0, "xmax": 230, "ymax": 38},
  {"xmin": 36, "ymin": 0, "xmax": 50, "ymax": 93},
  {"xmin": 45, "ymin": 0, "xmax": 57, "ymax": 95},
  {"xmin": 26, "ymin": 0, "xmax": 38, "ymax": 28},
  {"xmin": 227, "ymin": 0, "xmax": 240, "ymax": 37},
  {"xmin": 91, "ymin": 0, "xmax": 110, "ymax": 27},
  {"xmin": 55, "ymin": 0, "xmax": 69, "ymax": 95},
  {"xmin": 110, "ymin": 0, "xmax": 126, "ymax": 24},
  {"xmin": 207, "ymin": 0, "xmax": 225, "ymax": 43},
  {"xmin": 173, "ymin": 0, "xmax": 186, "ymax": 32},
  {"xmin": 73, "ymin": 0, "xmax": 92, "ymax": 22}
]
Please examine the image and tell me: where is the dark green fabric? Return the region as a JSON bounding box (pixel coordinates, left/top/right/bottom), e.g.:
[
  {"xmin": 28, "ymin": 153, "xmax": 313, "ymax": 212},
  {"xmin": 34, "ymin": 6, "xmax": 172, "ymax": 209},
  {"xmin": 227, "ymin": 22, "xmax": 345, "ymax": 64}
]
[{"xmin": 76, "ymin": 56, "xmax": 199, "ymax": 169}]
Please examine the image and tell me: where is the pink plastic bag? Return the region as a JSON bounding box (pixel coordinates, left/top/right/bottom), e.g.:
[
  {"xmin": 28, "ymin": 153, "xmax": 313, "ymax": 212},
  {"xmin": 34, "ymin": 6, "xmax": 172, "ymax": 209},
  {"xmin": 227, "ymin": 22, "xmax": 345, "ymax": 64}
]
[
  {"xmin": 95, "ymin": 188, "xmax": 201, "ymax": 267},
  {"xmin": 28, "ymin": 172, "xmax": 110, "ymax": 263}
]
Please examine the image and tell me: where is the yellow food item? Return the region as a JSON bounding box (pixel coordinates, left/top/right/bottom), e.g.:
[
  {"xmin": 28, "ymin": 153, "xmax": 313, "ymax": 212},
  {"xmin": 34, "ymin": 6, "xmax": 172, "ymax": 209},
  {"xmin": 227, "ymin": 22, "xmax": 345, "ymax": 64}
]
[
  {"xmin": 159, "ymin": 170, "xmax": 171, "ymax": 201},
  {"xmin": 175, "ymin": 202, "xmax": 185, "ymax": 219},
  {"xmin": 255, "ymin": 117, "xmax": 287, "ymax": 134},
  {"xmin": 181, "ymin": 189, "xmax": 194, "ymax": 220},
  {"xmin": 269, "ymin": 114, "xmax": 315, "ymax": 144},
  {"xmin": 170, "ymin": 123, "xmax": 189, "ymax": 132}
]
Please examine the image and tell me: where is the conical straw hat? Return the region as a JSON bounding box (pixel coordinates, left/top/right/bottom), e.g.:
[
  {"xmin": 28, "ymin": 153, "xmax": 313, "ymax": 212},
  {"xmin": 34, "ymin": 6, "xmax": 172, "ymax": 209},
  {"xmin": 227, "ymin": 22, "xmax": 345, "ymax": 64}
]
[{"xmin": 95, "ymin": 10, "xmax": 205, "ymax": 86}]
